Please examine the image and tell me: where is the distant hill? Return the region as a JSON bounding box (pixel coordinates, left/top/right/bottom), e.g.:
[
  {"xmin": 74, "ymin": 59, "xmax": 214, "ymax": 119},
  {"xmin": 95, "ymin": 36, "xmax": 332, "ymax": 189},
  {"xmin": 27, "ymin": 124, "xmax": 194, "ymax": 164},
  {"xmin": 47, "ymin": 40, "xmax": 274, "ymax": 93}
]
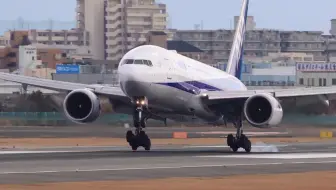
[{"xmin": 0, "ymin": 20, "xmax": 76, "ymax": 34}]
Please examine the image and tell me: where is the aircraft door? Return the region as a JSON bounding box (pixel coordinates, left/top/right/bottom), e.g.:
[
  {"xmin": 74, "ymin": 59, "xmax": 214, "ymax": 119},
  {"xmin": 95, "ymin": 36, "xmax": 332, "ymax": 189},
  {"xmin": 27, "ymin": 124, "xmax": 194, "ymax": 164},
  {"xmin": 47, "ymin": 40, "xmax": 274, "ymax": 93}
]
[{"xmin": 164, "ymin": 58, "xmax": 174, "ymax": 80}]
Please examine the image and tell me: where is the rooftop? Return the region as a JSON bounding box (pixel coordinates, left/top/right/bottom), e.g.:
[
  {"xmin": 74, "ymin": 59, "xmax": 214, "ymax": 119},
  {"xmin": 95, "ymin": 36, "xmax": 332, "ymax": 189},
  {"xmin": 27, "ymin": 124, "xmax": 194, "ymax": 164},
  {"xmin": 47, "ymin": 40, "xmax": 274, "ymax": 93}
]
[{"xmin": 167, "ymin": 40, "xmax": 203, "ymax": 53}]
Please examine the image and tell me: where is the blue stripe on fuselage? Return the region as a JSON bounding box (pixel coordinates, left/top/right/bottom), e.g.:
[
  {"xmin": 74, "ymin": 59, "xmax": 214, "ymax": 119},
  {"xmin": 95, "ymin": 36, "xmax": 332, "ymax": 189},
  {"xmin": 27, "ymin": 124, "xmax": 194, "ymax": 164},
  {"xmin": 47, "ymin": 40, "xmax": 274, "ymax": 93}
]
[{"xmin": 156, "ymin": 81, "xmax": 221, "ymax": 95}]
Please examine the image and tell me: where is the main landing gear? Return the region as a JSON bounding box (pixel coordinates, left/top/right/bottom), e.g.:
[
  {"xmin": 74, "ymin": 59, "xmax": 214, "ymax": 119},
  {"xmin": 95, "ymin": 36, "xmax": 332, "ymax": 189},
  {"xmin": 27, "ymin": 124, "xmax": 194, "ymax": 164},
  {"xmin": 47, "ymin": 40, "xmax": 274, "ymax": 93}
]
[
  {"xmin": 226, "ymin": 115, "xmax": 251, "ymax": 153},
  {"xmin": 126, "ymin": 97, "xmax": 151, "ymax": 151}
]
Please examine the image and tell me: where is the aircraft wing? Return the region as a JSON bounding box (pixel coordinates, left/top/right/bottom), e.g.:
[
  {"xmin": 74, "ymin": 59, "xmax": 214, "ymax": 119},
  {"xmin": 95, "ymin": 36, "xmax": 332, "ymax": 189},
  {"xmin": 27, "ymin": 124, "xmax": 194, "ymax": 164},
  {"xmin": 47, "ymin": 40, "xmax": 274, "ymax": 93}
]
[
  {"xmin": 203, "ymin": 86, "xmax": 336, "ymax": 106},
  {"xmin": 0, "ymin": 72, "xmax": 128, "ymax": 101}
]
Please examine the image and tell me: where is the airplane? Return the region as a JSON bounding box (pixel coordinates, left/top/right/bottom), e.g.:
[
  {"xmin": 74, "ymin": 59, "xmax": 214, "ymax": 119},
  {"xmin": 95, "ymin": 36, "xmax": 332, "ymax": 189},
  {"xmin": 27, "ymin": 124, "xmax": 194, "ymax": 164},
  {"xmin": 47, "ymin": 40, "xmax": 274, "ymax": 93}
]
[{"xmin": 0, "ymin": 0, "xmax": 334, "ymax": 153}]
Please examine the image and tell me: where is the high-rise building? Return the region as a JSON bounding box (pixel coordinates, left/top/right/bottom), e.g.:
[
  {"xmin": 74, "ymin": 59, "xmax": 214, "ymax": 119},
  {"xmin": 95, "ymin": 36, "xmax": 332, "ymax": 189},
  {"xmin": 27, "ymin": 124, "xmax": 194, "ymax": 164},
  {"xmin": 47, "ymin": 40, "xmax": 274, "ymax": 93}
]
[
  {"xmin": 76, "ymin": 0, "xmax": 172, "ymax": 63},
  {"xmin": 105, "ymin": 0, "xmax": 172, "ymax": 62},
  {"xmin": 76, "ymin": 0, "xmax": 106, "ymax": 60}
]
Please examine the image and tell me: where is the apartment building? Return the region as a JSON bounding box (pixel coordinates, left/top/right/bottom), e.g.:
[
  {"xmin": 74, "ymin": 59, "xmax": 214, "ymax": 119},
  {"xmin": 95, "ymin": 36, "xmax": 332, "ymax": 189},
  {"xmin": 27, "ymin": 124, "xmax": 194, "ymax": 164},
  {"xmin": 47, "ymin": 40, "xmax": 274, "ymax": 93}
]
[
  {"xmin": 146, "ymin": 31, "xmax": 214, "ymax": 64},
  {"xmin": 0, "ymin": 31, "xmax": 92, "ymax": 72},
  {"xmin": 27, "ymin": 29, "xmax": 89, "ymax": 46},
  {"xmin": 174, "ymin": 29, "xmax": 327, "ymax": 63},
  {"xmin": 76, "ymin": 0, "xmax": 171, "ymax": 62},
  {"xmin": 76, "ymin": 0, "xmax": 105, "ymax": 60},
  {"xmin": 234, "ymin": 16, "xmax": 256, "ymax": 31},
  {"xmin": 105, "ymin": 0, "xmax": 172, "ymax": 62},
  {"xmin": 0, "ymin": 36, "xmax": 7, "ymax": 46},
  {"xmin": 3, "ymin": 29, "xmax": 89, "ymax": 46}
]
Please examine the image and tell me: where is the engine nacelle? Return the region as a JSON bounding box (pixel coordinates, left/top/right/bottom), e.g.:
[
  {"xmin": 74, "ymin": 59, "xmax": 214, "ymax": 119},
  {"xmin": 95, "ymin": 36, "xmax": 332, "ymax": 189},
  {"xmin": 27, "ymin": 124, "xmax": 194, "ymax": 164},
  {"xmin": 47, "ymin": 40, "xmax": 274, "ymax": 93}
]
[
  {"xmin": 243, "ymin": 93, "xmax": 283, "ymax": 128},
  {"xmin": 63, "ymin": 89, "xmax": 101, "ymax": 124}
]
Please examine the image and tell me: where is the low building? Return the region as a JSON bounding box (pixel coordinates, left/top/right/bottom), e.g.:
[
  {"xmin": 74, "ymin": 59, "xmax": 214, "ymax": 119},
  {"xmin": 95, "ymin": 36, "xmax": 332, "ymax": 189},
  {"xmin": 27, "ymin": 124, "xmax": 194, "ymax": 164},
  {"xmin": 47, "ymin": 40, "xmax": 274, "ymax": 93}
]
[
  {"xmin": 296, "ymin": 62, "xmax": 336, "ymax": 86},
  {"xmin": 3, "ymin": 29, "xmax": 89, "ymax": 46},
  {"xmin": 146, "ymin": 31, "xmax": 214, "ymax": 64}
]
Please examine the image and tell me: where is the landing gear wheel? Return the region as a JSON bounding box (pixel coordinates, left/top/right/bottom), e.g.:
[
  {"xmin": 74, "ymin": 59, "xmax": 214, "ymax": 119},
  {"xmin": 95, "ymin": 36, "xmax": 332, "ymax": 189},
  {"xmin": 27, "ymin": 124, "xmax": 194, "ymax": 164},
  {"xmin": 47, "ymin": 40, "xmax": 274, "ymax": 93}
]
[
  {"xmin": 126, "ymin": 130, "xmax": 134, "ymax": 143},
  {"xmin": 227, "ymin": 134, "xmax": 235, "ymax": 147},
  {"xmin": 227, "ymin": 134, "xmax": 239, "ymax": 152},
  {"xmin": 131, "ymin": 143, "xmax": 139, "ymax": 151},
  {"xmin": 139, "ymin": 131, "xmax": 151, "ymax": 151},
  {"xmin": 232, "ymin": 146, "xmax": 238, "ymax": 152},
  {"xmin": 226, "ymin": 114, "xmax": 252, "ymax": 153},
  {"xmin": 243, "ymin": 138, "xmax": 251, "ymax": 153}
]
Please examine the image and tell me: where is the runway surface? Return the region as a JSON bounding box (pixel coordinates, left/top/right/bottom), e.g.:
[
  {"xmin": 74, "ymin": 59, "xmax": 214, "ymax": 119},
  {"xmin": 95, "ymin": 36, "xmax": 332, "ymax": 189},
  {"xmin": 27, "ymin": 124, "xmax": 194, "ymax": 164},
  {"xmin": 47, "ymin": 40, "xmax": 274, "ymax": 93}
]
[
  {"xmin": 0, "ymin": 125, "xmax": 326, "ymax": 138},
  {"xmin": 1, "ymin": 141, "xmax": 336, "ymax": 184}
]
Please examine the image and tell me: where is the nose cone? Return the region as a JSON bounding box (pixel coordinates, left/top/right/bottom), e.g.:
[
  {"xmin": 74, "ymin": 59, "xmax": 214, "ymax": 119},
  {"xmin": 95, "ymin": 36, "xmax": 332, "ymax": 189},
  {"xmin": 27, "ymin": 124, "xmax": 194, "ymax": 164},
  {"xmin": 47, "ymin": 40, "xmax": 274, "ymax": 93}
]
[
  {"xmin": 118, "ymin": 64, "xmax": 135, "ymax": 82},
  {"xmin": 118, "ymin": 65, "xmax": 146, "ymax": 97}
]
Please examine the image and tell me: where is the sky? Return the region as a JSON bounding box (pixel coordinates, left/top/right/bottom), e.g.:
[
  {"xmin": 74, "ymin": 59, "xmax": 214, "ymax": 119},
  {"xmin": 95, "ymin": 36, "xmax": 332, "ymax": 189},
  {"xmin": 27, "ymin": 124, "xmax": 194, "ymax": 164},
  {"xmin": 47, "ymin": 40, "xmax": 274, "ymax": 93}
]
[{"xmin": 0, "ymin": 0, "xmax": 336, "ymax": 34}]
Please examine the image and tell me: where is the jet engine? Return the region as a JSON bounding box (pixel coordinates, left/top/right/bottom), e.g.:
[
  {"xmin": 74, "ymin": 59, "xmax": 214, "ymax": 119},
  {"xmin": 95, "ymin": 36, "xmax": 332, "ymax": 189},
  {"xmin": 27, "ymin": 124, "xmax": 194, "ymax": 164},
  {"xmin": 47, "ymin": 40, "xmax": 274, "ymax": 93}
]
[
  {"xmin": 243, "ymin": 93, "xmax": 283, "ymax": 128},
  {"xmin": 63, "ymin": 89, "xmax": 101, "ymax": 124}
]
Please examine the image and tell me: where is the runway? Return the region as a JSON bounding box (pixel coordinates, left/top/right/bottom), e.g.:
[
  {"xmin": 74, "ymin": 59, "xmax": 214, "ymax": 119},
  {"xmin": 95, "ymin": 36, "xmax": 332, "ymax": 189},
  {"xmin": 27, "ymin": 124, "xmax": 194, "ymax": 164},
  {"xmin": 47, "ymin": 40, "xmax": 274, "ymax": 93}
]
[
  {"xmin": 0, "ymin": 125, "xmax": 292, "ymax": 138},
  {"xmin": 1, "ymin": 141, "xmax": 336, "ymax": 184}
]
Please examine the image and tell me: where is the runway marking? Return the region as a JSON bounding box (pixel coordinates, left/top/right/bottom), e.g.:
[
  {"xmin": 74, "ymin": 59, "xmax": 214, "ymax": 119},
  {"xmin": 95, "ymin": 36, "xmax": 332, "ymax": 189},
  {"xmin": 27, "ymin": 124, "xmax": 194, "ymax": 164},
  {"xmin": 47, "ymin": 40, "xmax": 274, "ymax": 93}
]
[
  {"xmin": 184, "ymin": 145, "xmax": 287, "ymax": 148},
  {"xmin": 195, "ymin": 131, "xmax": 288, "ymax": 135},
  {"xmin": 1, "ymin": 160, "xmax": 336, "ymax": 175},
  {"xmin": 0, "ymin": 150, "xmax": 83, "ymax": 154},
  {"xmin": 196, "ymin": 153, "xmax": 336, "ymax": 159}
]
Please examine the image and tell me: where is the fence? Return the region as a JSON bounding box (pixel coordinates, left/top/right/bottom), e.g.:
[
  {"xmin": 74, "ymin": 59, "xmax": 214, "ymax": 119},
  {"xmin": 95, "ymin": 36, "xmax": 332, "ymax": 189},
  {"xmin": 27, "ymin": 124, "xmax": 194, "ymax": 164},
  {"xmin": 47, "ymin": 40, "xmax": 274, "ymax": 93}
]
[{"xmin": 0, "ymin": 112, "xmax": 132, "ymax": 126}]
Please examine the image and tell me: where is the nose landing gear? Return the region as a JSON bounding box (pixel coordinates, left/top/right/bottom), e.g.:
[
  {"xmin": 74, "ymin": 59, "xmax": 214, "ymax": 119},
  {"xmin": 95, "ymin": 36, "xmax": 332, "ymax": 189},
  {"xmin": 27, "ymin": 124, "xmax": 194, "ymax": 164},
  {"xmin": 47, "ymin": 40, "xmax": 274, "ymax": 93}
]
[{"xmin": 126, "ymin": 97, "xmax": 151, "ymax": 151}]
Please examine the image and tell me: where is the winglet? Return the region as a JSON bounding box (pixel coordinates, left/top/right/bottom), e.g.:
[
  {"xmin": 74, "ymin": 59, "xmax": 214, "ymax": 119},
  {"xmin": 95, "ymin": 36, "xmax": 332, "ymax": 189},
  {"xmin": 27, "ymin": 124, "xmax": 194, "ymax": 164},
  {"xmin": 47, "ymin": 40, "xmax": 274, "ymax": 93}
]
[{"xmin": 225, "ymin": 0, "xmax": 249, "ymax": 80}]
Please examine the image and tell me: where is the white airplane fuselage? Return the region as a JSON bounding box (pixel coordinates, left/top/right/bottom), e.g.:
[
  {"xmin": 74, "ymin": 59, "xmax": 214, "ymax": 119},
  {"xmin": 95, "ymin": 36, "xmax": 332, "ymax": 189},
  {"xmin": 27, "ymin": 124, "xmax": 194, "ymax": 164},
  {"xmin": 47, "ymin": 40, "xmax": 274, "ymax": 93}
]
[{"xmin": 117, "ymin": 45, "xmax": 247, "ymax": 122}]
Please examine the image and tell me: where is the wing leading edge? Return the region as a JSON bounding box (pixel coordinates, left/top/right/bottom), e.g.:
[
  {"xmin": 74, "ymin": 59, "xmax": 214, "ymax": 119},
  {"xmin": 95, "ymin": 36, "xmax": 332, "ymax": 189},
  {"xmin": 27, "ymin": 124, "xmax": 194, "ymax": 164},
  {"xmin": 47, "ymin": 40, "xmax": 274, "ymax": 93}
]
[
  {"xmin": 0, "ymin": 72, "xmax": 127, "ymax": 100},
  {"xmin": 203, "ymin": 87, "xmax": 336, "ymax": 104}
]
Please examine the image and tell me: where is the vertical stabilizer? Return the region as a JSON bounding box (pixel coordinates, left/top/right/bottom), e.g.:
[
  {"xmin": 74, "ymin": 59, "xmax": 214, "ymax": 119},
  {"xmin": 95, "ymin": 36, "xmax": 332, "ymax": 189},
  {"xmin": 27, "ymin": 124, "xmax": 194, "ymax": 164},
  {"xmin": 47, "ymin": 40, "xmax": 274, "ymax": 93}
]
[{"xmin": 225, "ymin": 0, "xmax": 249, "ymax": 80}]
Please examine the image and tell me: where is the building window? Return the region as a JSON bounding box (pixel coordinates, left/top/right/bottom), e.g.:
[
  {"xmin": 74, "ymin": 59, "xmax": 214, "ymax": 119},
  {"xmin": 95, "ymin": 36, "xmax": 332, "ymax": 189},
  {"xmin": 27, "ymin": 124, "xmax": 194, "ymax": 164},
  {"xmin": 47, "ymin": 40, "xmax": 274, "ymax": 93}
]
[
  {"xmin": 332, "ymin": 79, "xmax": 336, "ymax": 85},
  {"xmin": 299, "ymin": 78, "xmax": 304, "ymax": 85},
  {"xmin": 32, "ymin": 56, "xmax": 35, "ymax": 60},
  {"xmin": 319, "ymin": 78, "xmax": 322, "ymax": 86},
  {"xmin": 323, "ymin": 78, "xmax": 327, "ymax": 86}
]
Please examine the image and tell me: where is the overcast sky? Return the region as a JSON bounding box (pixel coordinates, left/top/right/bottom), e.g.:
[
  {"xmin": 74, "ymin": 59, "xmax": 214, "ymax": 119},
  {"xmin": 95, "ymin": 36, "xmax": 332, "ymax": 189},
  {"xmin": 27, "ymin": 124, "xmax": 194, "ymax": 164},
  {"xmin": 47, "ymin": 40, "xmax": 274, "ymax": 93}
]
[{"xmin": 0, "ymin": 0, "xmax": 335, "ymax": 34}]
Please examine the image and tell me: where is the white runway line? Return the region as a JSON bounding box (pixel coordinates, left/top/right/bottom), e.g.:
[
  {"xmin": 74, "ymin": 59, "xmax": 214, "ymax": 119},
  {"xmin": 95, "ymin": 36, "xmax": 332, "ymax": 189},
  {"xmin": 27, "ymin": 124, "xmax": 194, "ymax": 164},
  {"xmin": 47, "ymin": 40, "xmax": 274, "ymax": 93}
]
[
  {"xmin": 195, "ymin": 131, "xmax": 288, "ymax": 135},
  {"xmin": 196, "ymin": 153, "xmax": 336, "ymax": 159},
  {"xmin": 1, "ymin": 160, "xmax": 336, "ymax": 175},
  {"xmin": 0, "ymin": 150, "xmax": 82, "ymax": 154}
]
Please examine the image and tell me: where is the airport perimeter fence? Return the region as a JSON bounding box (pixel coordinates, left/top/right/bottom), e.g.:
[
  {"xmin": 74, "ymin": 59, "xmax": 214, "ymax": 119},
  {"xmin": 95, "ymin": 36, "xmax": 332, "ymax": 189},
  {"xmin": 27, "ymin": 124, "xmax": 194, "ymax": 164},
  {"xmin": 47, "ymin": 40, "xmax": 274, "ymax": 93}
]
[
  {"xmin": 0, "ymin": 112, "xmax": 132, "ymax": 126},
  {"xmin": 0, "ymin": 112, "xmax": 336, "ymax": 127}
]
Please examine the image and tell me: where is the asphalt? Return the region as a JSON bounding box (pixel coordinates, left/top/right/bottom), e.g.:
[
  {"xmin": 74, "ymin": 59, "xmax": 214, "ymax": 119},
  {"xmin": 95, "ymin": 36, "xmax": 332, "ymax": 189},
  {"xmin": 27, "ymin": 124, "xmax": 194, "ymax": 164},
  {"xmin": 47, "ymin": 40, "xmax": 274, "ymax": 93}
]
[
  {"xmin": 0, "ymin": 142, "xmax": 336, "ymax": 184},
  {"xmin": 0, "ymin": 125, "xmax": 325, "ymax": 138},
  {"xmin": 0, "ymin": 125, "xmax": 334, "ymax": 184}
]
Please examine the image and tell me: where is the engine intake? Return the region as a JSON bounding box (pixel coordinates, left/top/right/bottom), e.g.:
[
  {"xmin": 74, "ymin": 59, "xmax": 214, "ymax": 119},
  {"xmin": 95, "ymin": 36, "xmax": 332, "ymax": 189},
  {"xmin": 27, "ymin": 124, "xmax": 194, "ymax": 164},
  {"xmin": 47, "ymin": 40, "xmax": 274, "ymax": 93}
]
[
  {"xmin": 243, "ymin": 93, "xmax": 283, "ymax": 128},
  {"xmin": 63, "ymin": 89, "xmax": 101, "ymax": 123}
]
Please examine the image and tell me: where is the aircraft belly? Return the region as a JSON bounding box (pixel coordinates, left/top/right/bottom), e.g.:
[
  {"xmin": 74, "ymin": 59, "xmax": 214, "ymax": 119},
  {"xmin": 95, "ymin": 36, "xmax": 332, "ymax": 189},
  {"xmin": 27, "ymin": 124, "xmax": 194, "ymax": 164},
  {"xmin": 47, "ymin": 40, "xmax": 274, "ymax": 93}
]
[
  {"xmin": 149, "ymin": 82, "xmax": 192, "ymax": 113},
  {"xmin": 122, "ymin": 80, "xmax": 190, "ymax": 113}
]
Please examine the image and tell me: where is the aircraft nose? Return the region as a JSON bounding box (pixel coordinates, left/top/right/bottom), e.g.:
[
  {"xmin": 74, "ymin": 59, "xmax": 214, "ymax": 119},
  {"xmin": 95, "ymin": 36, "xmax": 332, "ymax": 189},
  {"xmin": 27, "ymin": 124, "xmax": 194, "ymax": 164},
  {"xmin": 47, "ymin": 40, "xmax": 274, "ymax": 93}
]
[
  {"xmin": 118, "ymin": 65, "xmax": 144, "ymax": 96},
  {"xmin": 118, "ymin": 65, "xmax": 136, "ymax": 81}
]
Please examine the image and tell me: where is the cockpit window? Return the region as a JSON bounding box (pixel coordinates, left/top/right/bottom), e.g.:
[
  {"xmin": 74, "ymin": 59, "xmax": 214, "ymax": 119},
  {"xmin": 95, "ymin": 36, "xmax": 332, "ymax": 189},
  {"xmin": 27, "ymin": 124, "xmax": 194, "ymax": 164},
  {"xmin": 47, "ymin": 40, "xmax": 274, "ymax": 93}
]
[
  {"xmin": 134, "ymin": 60, "xmax": 143, "ymax": 65},
  {"xmin": 124, "ymin": 59, "xmax": 134, "ymax": 64},
  {"xmin": 121, "ymin": 59, "xmax": 153, "ymax": 67},
  {"xmin": 143, "ymin": 60, "xmax": 153, "ymax": 66}
]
